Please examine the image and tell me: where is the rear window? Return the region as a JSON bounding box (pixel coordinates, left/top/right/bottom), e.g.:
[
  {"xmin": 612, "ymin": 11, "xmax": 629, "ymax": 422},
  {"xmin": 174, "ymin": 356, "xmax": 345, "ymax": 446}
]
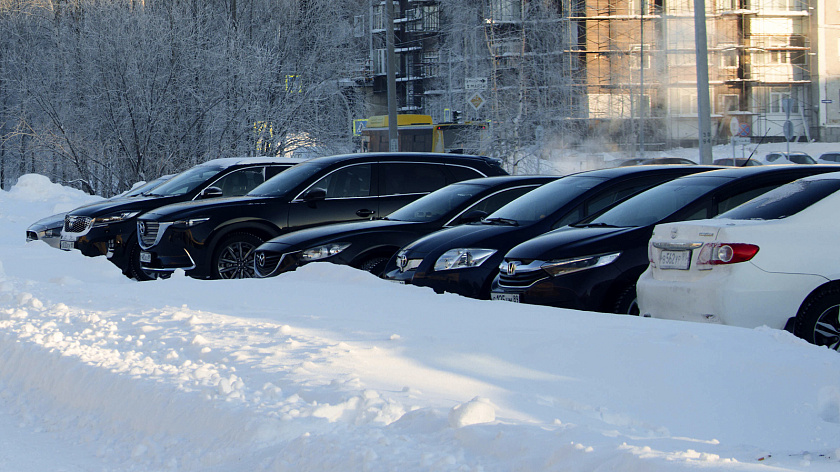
[{"xmin": 717, "ymin": 178, "xmax": 840, "ymax": 220}]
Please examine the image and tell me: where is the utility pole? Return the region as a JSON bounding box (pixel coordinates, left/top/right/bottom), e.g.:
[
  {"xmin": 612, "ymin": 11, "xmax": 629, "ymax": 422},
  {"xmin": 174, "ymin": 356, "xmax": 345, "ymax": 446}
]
[
  {"xmin": 694, "ymin": 0, "xmax": 713, "ymax": 164},
  {"xmin": 385, "ymin": 0, "xmax": 399, "ymax": 152},
  {"xmin": 639, "ymin": 0, "xmax": 646, "ymax": 157}
]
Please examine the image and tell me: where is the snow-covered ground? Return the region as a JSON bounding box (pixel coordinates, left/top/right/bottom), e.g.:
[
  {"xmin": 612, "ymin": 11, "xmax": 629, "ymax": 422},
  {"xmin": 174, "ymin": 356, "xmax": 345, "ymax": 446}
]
[{"xmin": 2, "ymin": 145, "xmax": 840, "ymax": 471}]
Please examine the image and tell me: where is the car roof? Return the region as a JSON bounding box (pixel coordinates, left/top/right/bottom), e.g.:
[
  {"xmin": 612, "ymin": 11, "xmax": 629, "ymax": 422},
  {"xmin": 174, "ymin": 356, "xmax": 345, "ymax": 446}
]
[
  {"xmin": 456, "ymin": 175, "xmax": 559, "ymax": 187},
  {"xmin": 201, "ymin": 156, "xmax": 310, "ymax": 167},
  {"xmin": 571, "ymin": 164, "xmax": 718, "ymax": 179},
  {"xmin": 303, "ymin": 152, "xmax": 503, "ymax": 166},
  {"xmin": 669, "ymin": 163, "xmax": 837, "ymax": 180}
]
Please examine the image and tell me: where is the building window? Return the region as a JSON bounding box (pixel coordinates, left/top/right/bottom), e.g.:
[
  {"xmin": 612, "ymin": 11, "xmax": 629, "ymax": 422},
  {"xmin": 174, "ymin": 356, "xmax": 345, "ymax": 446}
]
[
  {"xmin": 718, "ymin": 94, "xmax": 739, "ymax": 113},
  {"xmin": 769, "ymin": 90, "xmax": 798, "ymax": 114},
  {"xmin": 631, "ymin": 44, "xmax": 652, "ymax": 69},
  {"xmin": 721, "ymin": 47, "xmax": 738, "ymax": 68},
  {"xmin": 487, "ymin": 0, "xmax": 521, "ymax": 23},
  {"xmin": 669, "ymin": 88, "xmax": 698, "ymax": 115}
]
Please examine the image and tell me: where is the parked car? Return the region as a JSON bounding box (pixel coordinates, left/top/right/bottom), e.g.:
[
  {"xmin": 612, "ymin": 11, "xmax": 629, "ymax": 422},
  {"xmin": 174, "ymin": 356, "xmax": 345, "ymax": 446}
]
[
  {"xmin": 712, "ymin": 158, "xmax": 761, "ymax": 167},
  {"xmin": 382, "ymin": 165, "xmax": 717, "ymax": 299},
  {"xmin": 60, "ymin": 157, "xmax": 305, "ymax": 280},
  {"xmin": 252, "ymin": 175, "xmax": 557, "ymax": 278},
  {"xmin": 26, "ymin": 174, "xmax": 174, "ymax": 248},
  {"xmin": 137, "ymin": 152, "xmax": 508, "ymax": 280},
  {"xmin": 490, "ymin": 165, "xmax": 840, "ymax": 314},
  {"xmin": 761, "ymin": 151, "xmax": 816, "ymax": 165},
  {"xmin": 817, "ymin": 152, "xmax": 840, "ymax": 164},
  {"xmin": 619, "ymin": 157, "xmax": 697, "ymax": 166},
  {"xmin": 638, "ymin": 172, "xmax": 840, "ymax": 350}
]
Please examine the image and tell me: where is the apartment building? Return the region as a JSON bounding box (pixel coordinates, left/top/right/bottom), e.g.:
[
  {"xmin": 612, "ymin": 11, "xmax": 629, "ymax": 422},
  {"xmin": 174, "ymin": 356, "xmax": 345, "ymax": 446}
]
[{"xmin": 358, "ymin": 0, "xmax": 833, "ymax": 147}]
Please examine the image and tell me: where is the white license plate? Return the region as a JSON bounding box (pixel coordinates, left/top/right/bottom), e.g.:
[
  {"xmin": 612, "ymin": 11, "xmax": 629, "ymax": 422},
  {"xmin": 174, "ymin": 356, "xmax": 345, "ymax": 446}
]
[
  {"xmin": 60, "ymin": 240, "xmax": 75, "ymax": 251},
  {"xmin": 140, "ymin": 252, "xmax": 152, "ymax": 263},
  {"xmin": 659, "ymin": 250, "xmax": 690, "ymax": 270},
  {"xmin": 491, "ymin": 292, "xmax": 520, "ymax": 303}
]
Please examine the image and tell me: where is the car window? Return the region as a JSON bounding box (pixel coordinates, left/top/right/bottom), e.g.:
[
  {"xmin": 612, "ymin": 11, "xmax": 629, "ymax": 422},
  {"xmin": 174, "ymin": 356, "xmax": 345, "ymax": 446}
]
[
  {"xmin": 447, "ymin": 165, "xmax": 485, "ymax": 182},
  {"xmin": 582, "ymin": 175, "xmax": 732, "ymax": 227},
  {"xmin": 381, "ymin": 163, "xmax": 447, "ymax": 195},
  {"xmin": 487, "ymin": 175, "xmax": 608, "ymax": 224},
  {"xmin": 552, "ymin": 174, "xmax": 690, "ymax": 229},
  {"xmin": 211, "ymin": 167, "xmax": 266, "ymax": 197},
  {"xmin": 147, "ymin": 164, "xmax": 226, "ymax": 197},
  {"xmin": 718, "ymin": 178, "xmax": 840, "ymax": 220},
  {"xmin": 464, "ymin": 185, "xmax": 537, "ymax": 216},
  {"xmin": 312, "ymin": 164, "xmax": 372, "ymax": 198},
  {"xmin": 249, "ymin": 159, "xmax": 330, "ymax": 197},
  {"xmin": 387, "ymin": 182, "xmax": 484, "ymax": 222},
  {"xmin": 716, "ymin": 185, "xmax": 777, "ymax": 213}
]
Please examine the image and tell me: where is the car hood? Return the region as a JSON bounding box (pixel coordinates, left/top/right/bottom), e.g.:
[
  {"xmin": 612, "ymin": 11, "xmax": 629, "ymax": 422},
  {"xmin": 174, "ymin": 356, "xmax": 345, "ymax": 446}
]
[
  {"xmin": 140, "ymin": 196, "xmax": 272, "ymax": 220},
  {"xmin": 400, "ymin": 223, "xmax": 524, "ymax": 258},
  {"xmin": 260, "ymin": 219, "xmax": 414, "ymax": 250},
  {"xmin": 504, "ymin": 225, "xmax": 650, "ymax": 261},
  {"xmin": 65, "ymin": 195, "xmax": 177, "ymax": 218}
]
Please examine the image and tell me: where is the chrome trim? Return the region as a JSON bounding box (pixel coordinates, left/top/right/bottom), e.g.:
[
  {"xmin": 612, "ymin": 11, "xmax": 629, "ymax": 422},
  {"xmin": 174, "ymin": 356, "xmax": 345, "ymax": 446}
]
[
  {"xmin": 443, "ymin": 184, "xmax": 538, "ymax": 227},
  {"xmin": 651, "ymin": 242, "xmax": 704, "ymax": 250},
  {"xmin": 140, "ymin": 249, "xmax": 196, "ymax": 272},
  {"xmin": 137, "ymin": 221, "xmax": 174, "ymax": 250},
  {"xmin": 291, "ymin": 163, "xmax": 372, "ymax": 202}
]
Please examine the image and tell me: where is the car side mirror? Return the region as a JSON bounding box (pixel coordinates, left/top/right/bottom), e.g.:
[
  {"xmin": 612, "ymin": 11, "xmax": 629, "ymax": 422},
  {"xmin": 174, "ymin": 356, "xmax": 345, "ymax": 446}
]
[
  {"xmin": 200, "ymin": 186, "xmax": 224, "ymax": 199},
  {"xmin": 457, "ymin": 210, "xmax": 488, "ymax": 224},
  {"xmin": 303, "ymin": 187, "xmax": 327, "ymax": 202}
]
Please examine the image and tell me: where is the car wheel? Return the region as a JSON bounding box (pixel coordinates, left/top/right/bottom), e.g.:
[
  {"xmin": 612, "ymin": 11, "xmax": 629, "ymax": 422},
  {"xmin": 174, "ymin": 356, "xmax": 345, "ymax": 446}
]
[
  {"xmin": 613, "ymin": 284, "xmax": 640, "ymax": 316},
  {"xmin": 795, "ymin": 287, "xmax": 840, "ymax": 350},
  {"xmin": 359, "ymin": 256, "xmax": 389, "ymax": 276},
  {"xmin": 212, "ymin": 232, "xmax": 265, "ymax": 279},
  {"xmin": 128, "ymin": 244, "xmax": 157, "ymax": 281}
]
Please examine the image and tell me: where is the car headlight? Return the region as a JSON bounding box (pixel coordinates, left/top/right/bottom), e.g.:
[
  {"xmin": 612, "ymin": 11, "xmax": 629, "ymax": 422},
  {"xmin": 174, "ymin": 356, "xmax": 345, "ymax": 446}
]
[
  {"xmin": 170, "ymin": 217, "xmax": 210, "ymax": 229},
  {"xmin": 434, "ymin": 248, "xmax": 496, "ymax": 271},
  {"xmin": 301, "ymin": 242, "xmax": 351, "ymax": 262},
  {"xmin": 540, "ymin": 252, "xmax": 621, "ymax": 277},
  {"xmin": 92, "ymin": 211, "xmax": 141, "ymax": 227}
]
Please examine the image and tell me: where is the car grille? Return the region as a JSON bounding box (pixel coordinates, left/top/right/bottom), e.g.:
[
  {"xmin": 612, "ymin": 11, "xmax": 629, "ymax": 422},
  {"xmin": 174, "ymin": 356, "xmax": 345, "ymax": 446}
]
[
  {"xmin": 497, "ymin": 270, "xmax": 549, "ymax": 289},
  {"xmin": 63, "ymin": 215, "xmax": 92, "ymax": 234},
  {"xmin": 254, "ymin": 251, "xmax": 283, "ymax": 277},
  {"xmin": 138, "ymin": 221, "xmax": 160, "ymax": 248}
]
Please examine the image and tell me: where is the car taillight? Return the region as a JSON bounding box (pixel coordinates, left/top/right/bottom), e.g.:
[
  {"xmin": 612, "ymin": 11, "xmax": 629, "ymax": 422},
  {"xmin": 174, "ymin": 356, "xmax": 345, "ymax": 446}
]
[{"xmin": 697, "ymin": 243, "xmax": 759, "ymax": 266}]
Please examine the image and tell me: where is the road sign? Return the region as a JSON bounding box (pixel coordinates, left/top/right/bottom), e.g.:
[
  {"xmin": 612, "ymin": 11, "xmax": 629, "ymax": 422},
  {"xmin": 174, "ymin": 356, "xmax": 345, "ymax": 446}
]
[
  {"xmin": 465, "ymin": 77, "xmax": 488, "ymax": 91},
  {"xmin": 468, "ymin": 92, "xmax": 485, "ymax": 111},
  {"xmin": 353, "ymin": 119, "xmax": 368, "ymax": 136},
  {"xmin": 783, "ymin": 120, "xmax": 794, "ymax": 142},
  {"xmin": 731, "ymin": 137, "xmax": 751, "ymax": 146}
]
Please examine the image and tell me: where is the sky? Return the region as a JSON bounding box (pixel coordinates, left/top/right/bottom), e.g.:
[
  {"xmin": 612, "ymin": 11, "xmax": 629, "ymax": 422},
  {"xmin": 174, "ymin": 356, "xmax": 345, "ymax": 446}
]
[{"xmin": 1, "ymin": 143, "xmax": 840, "ymax": 471}]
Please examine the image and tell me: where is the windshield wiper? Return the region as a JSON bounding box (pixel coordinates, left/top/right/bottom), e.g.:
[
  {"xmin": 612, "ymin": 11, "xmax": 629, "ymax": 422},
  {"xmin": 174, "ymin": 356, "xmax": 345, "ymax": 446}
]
[
  {"xmin": 572, "ymin": 222, "xmax": 622, "ymax": 228},
  {"xmin": 482, "ymin": 217, "xmax": 519, "ymax": 226}
]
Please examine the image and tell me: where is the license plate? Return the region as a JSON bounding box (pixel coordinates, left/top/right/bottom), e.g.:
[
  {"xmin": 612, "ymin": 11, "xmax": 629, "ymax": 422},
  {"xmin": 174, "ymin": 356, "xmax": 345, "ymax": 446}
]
[
  {"xmin": 659, "ymin": 250, "xmax": 690, "ymax": 270},
  {"xmin": 140, "ymin": 252, "xmax": 152, "ymax": 263},
  {"xmin": 491, "ymin": 292, "xmax": 520, "ymax": 303},
  {"xmin": 60, "ymin": 240, "xmax": 75, "ymax": 251}
]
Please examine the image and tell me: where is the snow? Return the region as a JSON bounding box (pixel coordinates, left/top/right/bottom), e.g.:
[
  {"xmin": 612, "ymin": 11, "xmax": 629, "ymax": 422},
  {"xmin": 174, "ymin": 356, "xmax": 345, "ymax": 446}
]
[{"xmin": 2, "ymin": 146, "xmax": 840, "ymax": 471}]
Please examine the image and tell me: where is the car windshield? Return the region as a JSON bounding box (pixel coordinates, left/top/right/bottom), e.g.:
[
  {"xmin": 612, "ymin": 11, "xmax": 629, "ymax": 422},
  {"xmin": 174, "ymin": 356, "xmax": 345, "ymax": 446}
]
[
  {"xmin": 145, "ymin": 165, "xmax": 226, "ymax": 197},
  {"xmin": 484, "ymin": 175, "xmax": 608, "ymax": 225},
  {"xmin": 247, "ymin": 160, "xmax": 328, "ymax": 197},
  {"xmin": 718, "ymin": 178, "xmax": 840, "ymax": 220},
  {"xmin": 387, "ymin": 182, "xmax": 485, "ymax": 222},
  {"xmin": 579, "ymin": 175, "xmax": 733, "ymax": 228},
  {"xmin": 122, "ymin": 176, "xmax": 171, "ymax": 197}
]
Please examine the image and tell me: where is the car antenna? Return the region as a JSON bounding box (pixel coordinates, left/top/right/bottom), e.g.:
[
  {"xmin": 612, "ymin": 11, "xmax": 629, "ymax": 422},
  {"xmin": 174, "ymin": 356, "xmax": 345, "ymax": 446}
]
[{"xmin": 743, "ymin": 129, "xmax": 769, "ymax": 167}]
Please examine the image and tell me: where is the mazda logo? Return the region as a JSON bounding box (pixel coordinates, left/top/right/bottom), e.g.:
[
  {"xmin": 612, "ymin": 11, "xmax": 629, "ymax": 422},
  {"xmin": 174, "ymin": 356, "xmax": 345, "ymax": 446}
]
[
  {"xmin": 255, "ymin": 252, "xmax": 265, "ymax": 267},
  {"xmin": 138, "ymin": 221, "xmax": 146, "ymax": 235}
]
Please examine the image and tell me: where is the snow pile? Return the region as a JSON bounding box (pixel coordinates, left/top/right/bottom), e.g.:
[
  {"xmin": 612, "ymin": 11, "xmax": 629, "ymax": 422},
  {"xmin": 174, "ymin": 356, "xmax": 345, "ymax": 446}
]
[{"xmin": 1, "ymin": 153, "xmax": 840, "ymax": 471}]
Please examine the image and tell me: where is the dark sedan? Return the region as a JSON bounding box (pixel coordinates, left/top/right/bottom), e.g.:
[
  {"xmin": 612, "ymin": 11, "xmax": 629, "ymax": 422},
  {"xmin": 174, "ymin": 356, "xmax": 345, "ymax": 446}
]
[
  {"xmin": 490, "ymin": 165, "xmax": 840, "ymax": 314},
  {"xmin": 382, "ymin": 165, "xmax": 718, "ymax": 299},
  {"xmin": 253, "ymin": 175, "xmax": 558, "ymax": 278}
]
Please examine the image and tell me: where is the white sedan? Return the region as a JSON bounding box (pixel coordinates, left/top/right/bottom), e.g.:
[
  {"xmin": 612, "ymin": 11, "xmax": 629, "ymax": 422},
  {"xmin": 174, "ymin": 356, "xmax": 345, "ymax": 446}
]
[{"xmin": 637, "ymin": 172, "xmax": 840, "ymax": 350}]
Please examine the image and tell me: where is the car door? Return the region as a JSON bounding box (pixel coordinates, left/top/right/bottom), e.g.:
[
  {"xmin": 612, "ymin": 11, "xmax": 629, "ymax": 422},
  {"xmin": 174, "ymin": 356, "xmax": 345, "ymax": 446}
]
[
  {"xmin": 286, "ymin": 163, "xmax": 379, "ymax": 230},
  {"xmin": 377, "ymin": 162, "xmax": 451, "ymax": 216}
]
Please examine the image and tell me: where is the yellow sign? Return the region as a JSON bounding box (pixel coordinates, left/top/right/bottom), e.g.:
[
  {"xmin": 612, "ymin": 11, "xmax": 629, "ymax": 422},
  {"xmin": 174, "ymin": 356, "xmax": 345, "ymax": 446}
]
[{"xmin": 468, "ymin": 92, "xmax": 485, "ymax": 111}]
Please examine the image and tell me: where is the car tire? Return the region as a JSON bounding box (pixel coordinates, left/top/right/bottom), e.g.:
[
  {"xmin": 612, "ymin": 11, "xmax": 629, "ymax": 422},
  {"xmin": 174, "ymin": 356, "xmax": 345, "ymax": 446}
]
[
  {"xmin": 795, "ymin": 286, "xmax": 840, "ymax": 350},
  {"xmin": 359, "ymin": 256, "xmax": 389, "ymax": 277},
  {"xmin": 212, "ymin": 232, "xmax": 265, "ymax": 279},
  {"xmin": 128, "ymin": 244, "xmax": 157, "ymax": 281},
  {"xmin": 613, "ymin": 284, "xmax": 640, "ymax": 316}
]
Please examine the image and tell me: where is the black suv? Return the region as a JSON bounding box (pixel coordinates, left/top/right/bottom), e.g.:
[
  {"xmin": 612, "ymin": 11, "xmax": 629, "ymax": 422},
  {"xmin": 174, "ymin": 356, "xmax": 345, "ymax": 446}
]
[
  {"xmin": 136, "ymin": 152, "xmax": 508, "ymax": 279},
  {"xmin": 60, "ymin": 156, "xmax": 305, "ymax": 280}
]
